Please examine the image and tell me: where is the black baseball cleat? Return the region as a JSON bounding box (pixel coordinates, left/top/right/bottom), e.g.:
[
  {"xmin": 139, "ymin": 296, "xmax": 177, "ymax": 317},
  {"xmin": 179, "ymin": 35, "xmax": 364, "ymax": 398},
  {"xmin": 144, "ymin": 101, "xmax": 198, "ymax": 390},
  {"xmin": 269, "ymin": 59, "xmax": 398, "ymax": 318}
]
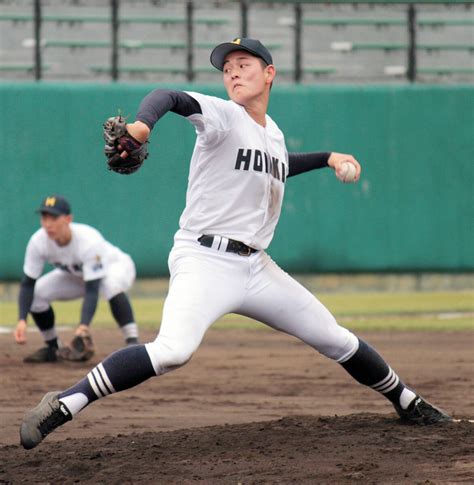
[
  {"xmin": 20, "ymin": 391, "xmax": 72, "ymax": 449},
  {"xmin": 23, "ymin": 346, "xmax": 58, "ymax": 363},
  {"xmin": 125, "ymin": 337, "xmax": 139, "ymax": 345},
  {"xmin": 393, "ymin": 396, "xmax": 452, "ymax": 425}
]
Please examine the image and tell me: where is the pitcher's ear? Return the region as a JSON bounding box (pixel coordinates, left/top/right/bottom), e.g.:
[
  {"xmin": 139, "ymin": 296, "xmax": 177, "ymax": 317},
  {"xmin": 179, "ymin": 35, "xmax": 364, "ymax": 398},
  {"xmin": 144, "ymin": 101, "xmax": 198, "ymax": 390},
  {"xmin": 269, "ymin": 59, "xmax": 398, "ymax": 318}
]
[{"xmin": 265, "ymin": 64, "xmax": 276, "ymax": 84}]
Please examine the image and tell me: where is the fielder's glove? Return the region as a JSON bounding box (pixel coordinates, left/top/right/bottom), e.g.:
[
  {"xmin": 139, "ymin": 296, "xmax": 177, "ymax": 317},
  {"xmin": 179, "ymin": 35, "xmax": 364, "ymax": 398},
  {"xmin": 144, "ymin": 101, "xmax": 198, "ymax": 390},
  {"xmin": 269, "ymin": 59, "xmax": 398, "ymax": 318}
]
[
  {"xmin": 103, "ymin": 115, "xmax": 149, "ymax": 175},
  {"xmin": 57, "ymin": 330, "xmax": 95, "ymax": 362}
]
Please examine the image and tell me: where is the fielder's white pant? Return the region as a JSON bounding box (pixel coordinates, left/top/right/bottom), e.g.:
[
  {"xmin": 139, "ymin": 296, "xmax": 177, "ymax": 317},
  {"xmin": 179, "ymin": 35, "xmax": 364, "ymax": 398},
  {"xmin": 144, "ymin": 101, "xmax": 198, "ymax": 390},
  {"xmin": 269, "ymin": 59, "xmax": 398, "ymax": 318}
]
[
  {"xmin": 146, "ymin": 230, "xmax": 358, "ymax": 375},
  {"xmin": 30, "ymin": 255, "xmax": 136, "ymax": 313}
]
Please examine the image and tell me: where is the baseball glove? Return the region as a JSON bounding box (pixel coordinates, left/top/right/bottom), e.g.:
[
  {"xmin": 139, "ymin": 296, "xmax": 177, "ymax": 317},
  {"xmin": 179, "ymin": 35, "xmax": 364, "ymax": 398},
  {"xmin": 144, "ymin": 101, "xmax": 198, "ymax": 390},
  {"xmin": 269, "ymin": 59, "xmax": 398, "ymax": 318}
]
[
  {"xmin": 57, "ymin": 330, "xmax": 95, "ymax": 362},
  {"xmin": 103, "ymin": 115, "xmax": 148, "ymax": 175}
]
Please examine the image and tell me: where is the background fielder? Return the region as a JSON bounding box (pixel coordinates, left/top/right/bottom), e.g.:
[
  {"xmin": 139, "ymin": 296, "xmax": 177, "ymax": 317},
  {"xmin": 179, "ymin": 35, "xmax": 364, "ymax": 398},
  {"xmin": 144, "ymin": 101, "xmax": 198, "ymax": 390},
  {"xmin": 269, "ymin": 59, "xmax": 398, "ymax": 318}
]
[
  {"xmin": 15, "ymin": 195, "xmax": 139, "ymax": 363},
  {"xmin": 20, "ymin": 38, "xmax": 450, "ymax": 449}
]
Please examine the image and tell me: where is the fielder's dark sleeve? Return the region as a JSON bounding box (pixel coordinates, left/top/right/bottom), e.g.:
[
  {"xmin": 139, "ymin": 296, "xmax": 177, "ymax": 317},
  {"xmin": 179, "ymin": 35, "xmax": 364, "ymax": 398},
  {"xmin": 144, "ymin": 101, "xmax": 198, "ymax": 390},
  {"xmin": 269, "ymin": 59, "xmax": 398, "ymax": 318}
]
[
  {"xmin": 136, "ymin": 89, "xmax": 202, "ymax": 130},
  {"xmin": 18, "ymin": 274, "xmax": 36, "ymax": 320},
  {"xmin": 287, "ymin": 152, "xmax": 331, "ymax": 178},
  {"xmin": 80, "ymin": 278, "xmax": 101, "ymax": 325}
]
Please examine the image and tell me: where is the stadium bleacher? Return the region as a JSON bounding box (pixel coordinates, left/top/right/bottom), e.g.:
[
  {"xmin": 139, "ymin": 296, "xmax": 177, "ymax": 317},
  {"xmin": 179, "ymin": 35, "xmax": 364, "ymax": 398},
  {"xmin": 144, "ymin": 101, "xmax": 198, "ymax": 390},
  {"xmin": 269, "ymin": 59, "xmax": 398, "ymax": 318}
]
[{"xmin": 0, "ymin": 0, "xmax": 472, "ymax": 83}]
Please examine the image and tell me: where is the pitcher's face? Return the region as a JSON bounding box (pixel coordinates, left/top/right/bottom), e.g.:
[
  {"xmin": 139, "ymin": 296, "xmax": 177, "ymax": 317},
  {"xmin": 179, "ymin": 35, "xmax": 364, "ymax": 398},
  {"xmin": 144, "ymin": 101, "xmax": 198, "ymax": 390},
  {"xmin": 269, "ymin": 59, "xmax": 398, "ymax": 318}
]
[{"xmin": 223, "ymin": 51, "xmax": 273, "ymax": 105}]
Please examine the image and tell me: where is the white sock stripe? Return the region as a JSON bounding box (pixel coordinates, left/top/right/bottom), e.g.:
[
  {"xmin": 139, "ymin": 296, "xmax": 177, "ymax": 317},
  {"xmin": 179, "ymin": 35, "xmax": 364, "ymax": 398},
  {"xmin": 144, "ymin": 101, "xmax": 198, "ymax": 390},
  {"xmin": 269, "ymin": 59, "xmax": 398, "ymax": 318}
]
[
  {"xmin": 373, "ymin": 371, "xmax": 396, "ymax": 392},
  {"xmin": 91, "ymin": 370, "xmax": 108, "ymax": 397},
  {"xmin": 92, "ymin": 367, "xmax": 111, "ymax": 396},
  {"xmin": 41, "ymin": 328, "xmax": 57, "ymax": 342},
  {"xmin": 379, "ymin": 375, "xmax": 400, "ymax": 394},
  {"xmin": 371, "ymin": 368, "xmax": 394, "ymax": 390},
  {"xmin": 121, "ymin": 322, "xmax": 139, "ymax": 339},
  {"xmin": 97, "ymin": 363, "xmax": 116, "ymax": 394},
  {"xmin": 376, "ymin": 373, "xmax": 398, "ymax": 392},
  {"xmin": 87, "ymin": 372, "xmax": 105, "ymax": 398}
]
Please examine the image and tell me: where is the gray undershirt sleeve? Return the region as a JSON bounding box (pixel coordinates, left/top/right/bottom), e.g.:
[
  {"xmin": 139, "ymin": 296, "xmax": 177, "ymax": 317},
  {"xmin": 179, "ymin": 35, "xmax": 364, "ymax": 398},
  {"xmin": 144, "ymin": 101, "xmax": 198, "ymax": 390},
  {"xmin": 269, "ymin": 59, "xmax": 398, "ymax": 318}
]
[
  {"xmin": 18, "ymin": 274, "xmax": 36, "ymax": 320},
  {"xmin": 80, "ymin": 279, "xmax": 101, "ymax": 325},
  {"xmin": 136, "ymin": 89, "xmax": 202, "ymax": 130}
]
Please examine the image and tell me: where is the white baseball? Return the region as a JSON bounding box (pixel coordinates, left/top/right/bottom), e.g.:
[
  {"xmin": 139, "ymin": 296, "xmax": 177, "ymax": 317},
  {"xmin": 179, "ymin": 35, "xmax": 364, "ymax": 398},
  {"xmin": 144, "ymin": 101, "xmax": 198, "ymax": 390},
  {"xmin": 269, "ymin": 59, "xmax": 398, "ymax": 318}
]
[{"xmin": 339, "ymin": 162, "xmax": 357, "ymax": 183}]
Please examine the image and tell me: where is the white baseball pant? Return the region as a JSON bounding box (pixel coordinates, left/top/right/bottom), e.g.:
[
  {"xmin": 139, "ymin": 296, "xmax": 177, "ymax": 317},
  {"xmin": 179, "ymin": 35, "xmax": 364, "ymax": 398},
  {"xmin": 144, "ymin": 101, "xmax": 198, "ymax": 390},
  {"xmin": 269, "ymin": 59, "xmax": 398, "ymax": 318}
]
[
  {"xmin": 30, "ymin": 255, "xmax": 136, "ymax": 313},
  {"xmin": 146, "ymin": 230, "xmax": 358, "ymax": 375}
]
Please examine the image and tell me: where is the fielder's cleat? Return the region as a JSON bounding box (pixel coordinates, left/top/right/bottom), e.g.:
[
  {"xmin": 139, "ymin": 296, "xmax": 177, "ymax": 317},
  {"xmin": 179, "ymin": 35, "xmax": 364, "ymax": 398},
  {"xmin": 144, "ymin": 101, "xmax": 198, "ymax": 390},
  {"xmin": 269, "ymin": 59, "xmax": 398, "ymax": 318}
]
[
  {"xmin": 125, "ymin": 337, "xmax": 139, "ymax": 345},
  {"xmin": 20, "ymin": 391, "xmax": 72, "ymax": 449},
  {"xmin": 394, "ymin": 396, "xmax": 452, "ymax": 425},
  {"xmin": 23, "ymin": 346, "xmax": 58, "ymax": 363}
]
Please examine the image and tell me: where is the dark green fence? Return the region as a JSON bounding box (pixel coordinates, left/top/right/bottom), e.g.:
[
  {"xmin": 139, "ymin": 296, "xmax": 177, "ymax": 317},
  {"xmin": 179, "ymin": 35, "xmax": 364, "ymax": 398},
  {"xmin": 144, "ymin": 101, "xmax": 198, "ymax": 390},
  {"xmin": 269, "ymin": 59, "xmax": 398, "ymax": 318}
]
[{"xmin": 0, "ymin": 83, "xmax": 472, "ymax": 279}]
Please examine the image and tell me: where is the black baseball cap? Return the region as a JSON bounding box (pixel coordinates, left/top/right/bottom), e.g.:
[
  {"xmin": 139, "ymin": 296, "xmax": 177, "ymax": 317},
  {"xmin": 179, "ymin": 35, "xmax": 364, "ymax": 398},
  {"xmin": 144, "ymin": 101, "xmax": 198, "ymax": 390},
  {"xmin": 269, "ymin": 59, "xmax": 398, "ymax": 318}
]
[
  {"xmin": 36, "ymin": 195, "xmax": 71, "ymax": 216},
  {"xmin": 210, "ymin": 37, "xmax": 273, "ymax": 71}
]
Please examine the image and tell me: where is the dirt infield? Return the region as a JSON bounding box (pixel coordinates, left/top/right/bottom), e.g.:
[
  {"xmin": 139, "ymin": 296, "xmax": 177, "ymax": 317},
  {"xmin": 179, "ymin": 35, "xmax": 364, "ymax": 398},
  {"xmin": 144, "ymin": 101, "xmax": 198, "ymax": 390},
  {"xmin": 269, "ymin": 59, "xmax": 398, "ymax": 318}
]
[{"xmin": 1, "ymin": 327, "xmax": 473, "ymax": 484}]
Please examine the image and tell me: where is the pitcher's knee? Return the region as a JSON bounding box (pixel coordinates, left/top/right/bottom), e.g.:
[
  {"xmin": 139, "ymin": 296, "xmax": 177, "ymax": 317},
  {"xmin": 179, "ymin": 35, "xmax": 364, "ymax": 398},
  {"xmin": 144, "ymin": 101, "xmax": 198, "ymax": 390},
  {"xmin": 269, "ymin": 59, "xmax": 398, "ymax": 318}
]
[
  {"xmin": 318, "ymin": 331, "xmax": 359, "ymax": 362},
  {"xmin": 145, "ymin": 338, "xmax": 196, "ymax": 375}
]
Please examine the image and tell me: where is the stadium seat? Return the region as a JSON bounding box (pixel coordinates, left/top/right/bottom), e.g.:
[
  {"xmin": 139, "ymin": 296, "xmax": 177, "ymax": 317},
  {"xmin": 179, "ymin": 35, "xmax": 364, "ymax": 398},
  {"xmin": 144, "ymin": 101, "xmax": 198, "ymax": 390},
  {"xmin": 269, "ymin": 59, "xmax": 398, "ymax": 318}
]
[
  {"xmin": 0, "ymin": 64, "xmax": 49, "ymax": 72},
  {"xmin": 119, "ymin": 16, "xmax": 228, "ymax": 26},
  {"xmin": 195, "ymin": 42, "xmax": 282, "ymax": 51},
  {"xmin": 90, "ymin": 66, "xmax": 187, "ymax": 75},
  {"xmin": 43, "ymin": 40, "xmax": 109, "ymax": 49},
  {"xmin": 0, "ymin": 14, "xmax": 34, "ymax": 23},
  {"xmin": 418, "ymin": 67, "xmax": 474, "ymax": 75},
  {"xmin": 384, "ymin": 65, "xmax": 407, "ymax": 77},
  {"xmin": 33, "ymin": 40, "xmax": 187, "ymax": 50},
  {"xmin": 332, "ymin": 42, "xmax": 406, "ymax": 52},
  {"xmin": 332, "ymin": 42, "xmax": 473, "ymax": 53},
  {"xmin": 303, "ymin": 18, "xmax": 406, "ymax": 28},
  {"xmin": 417, "ymin": 44, "xmax": 474, "ymax": 53},
  {"xmin": 417, "ymin": 19, "xmax": 474, "ymax": 28},
  {"xmin": 278, "ymin": 67, "xmax": 336, "ymax": 76},
  {"xmin": 0, "ymin": 14, "xmax": 228, "ymax": 26}
]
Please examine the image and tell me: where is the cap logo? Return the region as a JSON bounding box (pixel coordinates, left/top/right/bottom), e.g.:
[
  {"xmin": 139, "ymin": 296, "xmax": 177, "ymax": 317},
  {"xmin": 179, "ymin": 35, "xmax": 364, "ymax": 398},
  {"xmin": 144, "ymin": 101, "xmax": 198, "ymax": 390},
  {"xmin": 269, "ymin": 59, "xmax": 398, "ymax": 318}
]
[
  {"xmin": 232, "ymin": 38, "xmax": 241, "ymax": 45},
  {"xmin": 45, "ymin": 197, "xmax": 56, "ymax": 207}
]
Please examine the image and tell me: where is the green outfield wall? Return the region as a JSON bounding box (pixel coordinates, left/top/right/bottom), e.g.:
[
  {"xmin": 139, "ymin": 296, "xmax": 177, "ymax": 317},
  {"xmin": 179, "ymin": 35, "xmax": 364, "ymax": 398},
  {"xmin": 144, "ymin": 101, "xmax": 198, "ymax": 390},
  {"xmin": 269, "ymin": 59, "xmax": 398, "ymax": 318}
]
[{"xmin": 0, "ymin": 83, "xmax": 472, "ymax": 279}]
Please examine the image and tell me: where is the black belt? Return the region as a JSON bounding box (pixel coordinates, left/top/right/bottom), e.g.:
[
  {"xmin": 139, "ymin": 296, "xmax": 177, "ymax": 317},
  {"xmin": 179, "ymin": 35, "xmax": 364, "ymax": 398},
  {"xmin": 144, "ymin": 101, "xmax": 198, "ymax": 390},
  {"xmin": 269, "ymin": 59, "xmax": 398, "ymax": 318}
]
[{"xmin": 198, "ymin": 235, "xmax": 258, "ymax": 256}]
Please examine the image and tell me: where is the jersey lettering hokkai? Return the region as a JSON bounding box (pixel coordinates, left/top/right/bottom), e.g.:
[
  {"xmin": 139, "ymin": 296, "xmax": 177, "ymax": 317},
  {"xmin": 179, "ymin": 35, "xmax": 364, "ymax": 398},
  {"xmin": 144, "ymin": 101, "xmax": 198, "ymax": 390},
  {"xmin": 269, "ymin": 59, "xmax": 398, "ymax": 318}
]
[
  {"xmin": 23, "ymin": 223, "xmax": 126, "ymax": 281},
  {"xmin": 180, "ymin": 92, "xmax": 288, "ymax": 250}
]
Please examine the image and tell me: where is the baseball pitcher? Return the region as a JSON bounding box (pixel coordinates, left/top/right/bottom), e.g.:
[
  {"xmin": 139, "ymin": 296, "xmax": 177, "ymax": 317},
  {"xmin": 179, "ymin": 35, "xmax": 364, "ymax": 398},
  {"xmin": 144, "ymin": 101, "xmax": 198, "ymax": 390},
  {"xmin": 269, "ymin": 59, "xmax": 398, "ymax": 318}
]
[{"xmin": 20, "ymin": 39, "xmax": 451, "ymax": 449}]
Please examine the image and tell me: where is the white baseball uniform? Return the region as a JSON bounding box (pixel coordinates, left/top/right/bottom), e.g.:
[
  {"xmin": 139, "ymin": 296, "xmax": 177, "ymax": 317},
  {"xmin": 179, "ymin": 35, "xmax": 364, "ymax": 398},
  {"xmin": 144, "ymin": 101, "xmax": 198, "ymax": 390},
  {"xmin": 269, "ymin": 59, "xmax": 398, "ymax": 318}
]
[
  {"xmin": 24, "ymin": 222, "xmax": 135, "ymax": 313},
  {"xmin": 145, "ymin": 93, "xmax": 358, "ymax": 375},
  {"xmin": 21, "ymin": 46, "xmax": 438, "ymax": 439}
]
